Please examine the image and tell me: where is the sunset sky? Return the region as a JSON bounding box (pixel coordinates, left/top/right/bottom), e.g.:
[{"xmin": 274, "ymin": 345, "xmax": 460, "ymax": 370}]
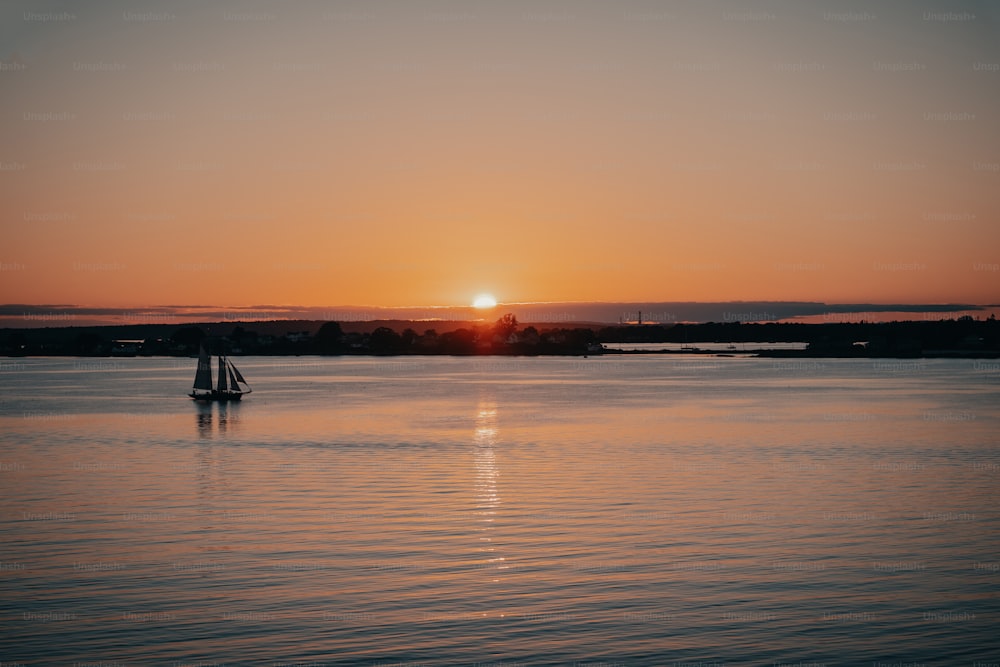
[{"xmin": 1, "ymin": 0, "xmax": 998, "ymax": 313}]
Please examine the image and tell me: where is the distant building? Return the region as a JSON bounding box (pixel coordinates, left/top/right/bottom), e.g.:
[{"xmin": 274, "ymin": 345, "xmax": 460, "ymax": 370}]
[{"xmin": 111, "ymin": 339, "xmax": 143, "ymax": 356}]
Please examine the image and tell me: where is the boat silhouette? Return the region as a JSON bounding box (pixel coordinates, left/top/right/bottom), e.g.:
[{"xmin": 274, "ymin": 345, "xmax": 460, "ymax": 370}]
[{"xmin": 189, "ymin": 343, "xmax": 252, "ymax": 401}]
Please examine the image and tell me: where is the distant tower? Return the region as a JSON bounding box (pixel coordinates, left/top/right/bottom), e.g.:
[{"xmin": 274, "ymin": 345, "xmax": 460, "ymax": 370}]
[{"xmin": 638, "ymin": 310, "xmax": 642, "ymax": 325}]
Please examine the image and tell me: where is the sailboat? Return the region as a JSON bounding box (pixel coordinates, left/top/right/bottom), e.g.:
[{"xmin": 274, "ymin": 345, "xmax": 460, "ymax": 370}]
[{"xmin": 189, "ymin": 344, "xmax": 252, "ymax": 401}]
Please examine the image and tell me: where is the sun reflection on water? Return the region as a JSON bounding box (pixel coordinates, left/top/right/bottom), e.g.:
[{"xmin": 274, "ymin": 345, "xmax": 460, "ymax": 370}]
[{"xmin": 474, "ymin": 398, "xmax": 506, "ymax": 579}]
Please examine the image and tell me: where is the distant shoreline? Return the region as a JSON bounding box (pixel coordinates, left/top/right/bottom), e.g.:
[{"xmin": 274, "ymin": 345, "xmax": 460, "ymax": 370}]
[{"xmin": 2, "ymin": 316, "xmax": 997, "ymax": 359}]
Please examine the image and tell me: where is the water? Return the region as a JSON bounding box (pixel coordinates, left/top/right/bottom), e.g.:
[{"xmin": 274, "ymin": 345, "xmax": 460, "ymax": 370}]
[
  {"xmin": 1, "ymin": 355, "xmax": 998, "ymax": 665},
  {"xmin": 605, "ymin": 342, "xmax": 807, "ymax": 351}
]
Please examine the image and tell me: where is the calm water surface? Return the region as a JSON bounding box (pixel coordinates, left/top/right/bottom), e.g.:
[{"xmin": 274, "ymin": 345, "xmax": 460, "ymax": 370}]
[{"xmin": 1, "ymin": 355, "xmax": 998, "ymax": 665}]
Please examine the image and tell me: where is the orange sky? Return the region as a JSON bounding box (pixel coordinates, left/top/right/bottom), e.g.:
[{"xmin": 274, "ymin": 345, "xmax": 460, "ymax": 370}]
[{"xmin": 1, "ymin": 0, "xmax": 998, "ymax": 310}]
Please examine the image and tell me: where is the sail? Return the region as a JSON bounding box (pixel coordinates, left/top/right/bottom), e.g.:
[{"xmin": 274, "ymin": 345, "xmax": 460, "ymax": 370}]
[
  {"xmin": 230, "ymin": 361, "xmax": 248, "ymax": 385},
  {"xmin": 217, "ymin": 356, "xmax": 228, "ymax": 391},
  {"xmin": 193, "ymin": 345, "xmax": 213, "ymax": 390},
  {"xmin": 229, "ymin": 359, "xmax": 251, "ymax": 393},
  {"xmin": 227, "ymin": 363, "xmax": 241, "ymax": 391}
]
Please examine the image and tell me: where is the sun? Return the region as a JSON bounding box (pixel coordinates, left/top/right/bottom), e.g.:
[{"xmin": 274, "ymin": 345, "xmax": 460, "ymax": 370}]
[{"xmin": 472, "ymin": 293, "xmax": 498, "ymax": 309}]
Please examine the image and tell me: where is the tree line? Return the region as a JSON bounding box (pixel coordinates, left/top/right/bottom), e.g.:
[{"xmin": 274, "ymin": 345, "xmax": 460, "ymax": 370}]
[{"xmin": 2, "ymin": 313, "xmax": 997, "ymax": 357}]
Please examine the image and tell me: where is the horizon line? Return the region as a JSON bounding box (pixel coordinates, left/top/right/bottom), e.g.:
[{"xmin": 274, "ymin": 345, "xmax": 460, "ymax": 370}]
[
  {"xmin": 1, "ymin": 300, "xmax": 995, "ymax": 312},
  {"xmin": 2, "ymin": 301, "xmax": 996, "ymax": 329}
]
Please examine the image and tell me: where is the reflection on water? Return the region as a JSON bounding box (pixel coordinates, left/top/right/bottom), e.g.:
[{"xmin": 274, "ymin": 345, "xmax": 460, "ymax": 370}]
[
  {"xmin": 194, "ymin": 401, "xmax": 240, "ymax": 439},
  {"xmin": 474, "ymin": 396, "xmax": 505, "ymax": 580},
  {"xmin": 193, "ymin": 403, "xmax": 235, "ymax": 549}
]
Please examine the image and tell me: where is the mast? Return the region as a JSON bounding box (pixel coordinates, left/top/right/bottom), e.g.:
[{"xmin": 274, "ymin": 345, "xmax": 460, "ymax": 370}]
[
  {"xmin": 193, "ymin": 345, "xmax": 213, "ymax": 391},
  {"xmin": 217, "ymin": 356, "xmax": 228, "ymax": 392}
]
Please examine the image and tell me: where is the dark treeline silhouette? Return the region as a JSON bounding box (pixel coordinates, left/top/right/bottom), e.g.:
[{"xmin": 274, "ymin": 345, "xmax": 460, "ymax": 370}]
[
  {"xmin": 597, "ymin": 317, "xmax": 998, "ymax": 357},
  {"xmin": 313, "ymin": 316, "xmax": 601, "ymax": 356},
  {"xmin": 2, "ymin": 314, "xmax": 998, "ymax": 358},
  {"xmin": 1, "ymin": 315, "xmax": 600, "ymax": 357}
]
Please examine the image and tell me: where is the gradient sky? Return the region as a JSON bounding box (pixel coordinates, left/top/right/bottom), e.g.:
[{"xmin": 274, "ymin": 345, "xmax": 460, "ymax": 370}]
[{"xmin": 1, "ymin": 0, "xmax": 998, "ymax": 310}]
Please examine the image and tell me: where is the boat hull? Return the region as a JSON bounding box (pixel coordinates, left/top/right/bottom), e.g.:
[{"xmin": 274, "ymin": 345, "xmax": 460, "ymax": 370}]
[{"xmin": 189, "ymin": 391, "xmax": 245, "ymax": 402}]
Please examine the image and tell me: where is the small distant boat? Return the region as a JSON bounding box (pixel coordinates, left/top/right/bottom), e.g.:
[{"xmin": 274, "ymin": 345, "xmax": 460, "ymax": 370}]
[{"xmin": 189, "ymin": 344, "xmax": 252, "ymax": 401}]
